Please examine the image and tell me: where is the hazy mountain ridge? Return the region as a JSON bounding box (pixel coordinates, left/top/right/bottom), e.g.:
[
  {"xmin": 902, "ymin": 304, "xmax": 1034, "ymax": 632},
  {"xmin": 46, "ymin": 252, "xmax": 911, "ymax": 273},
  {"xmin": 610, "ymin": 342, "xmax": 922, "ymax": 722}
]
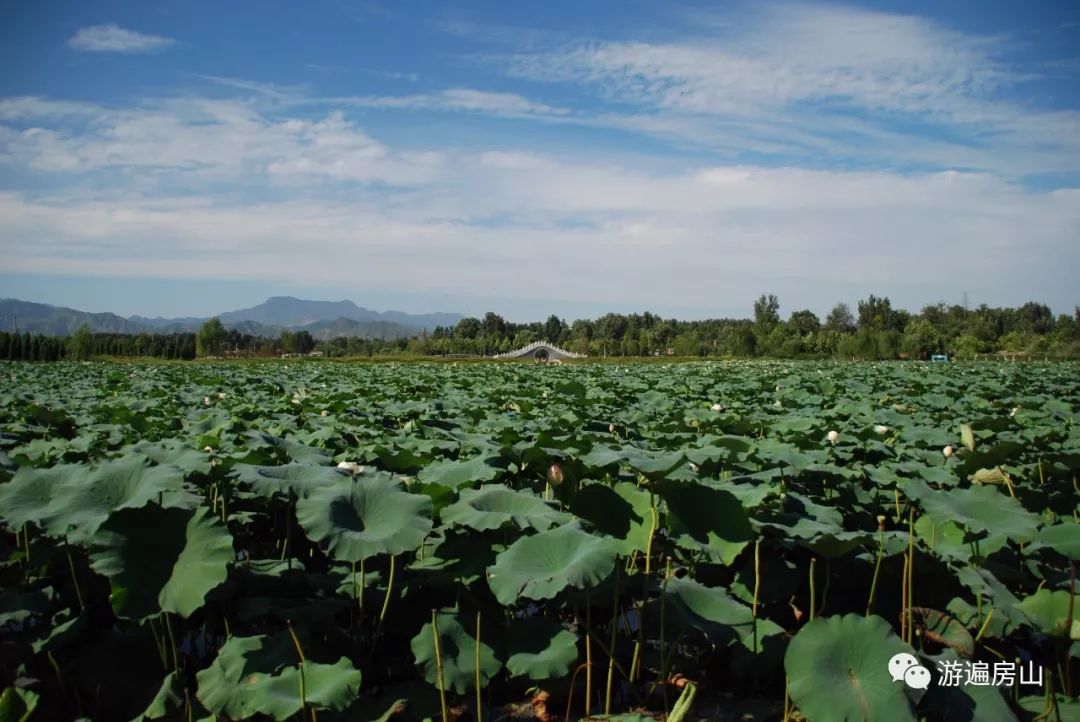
[{"xmin": 0, "ymin": 297, "xmax": 462, "ymax": 338}]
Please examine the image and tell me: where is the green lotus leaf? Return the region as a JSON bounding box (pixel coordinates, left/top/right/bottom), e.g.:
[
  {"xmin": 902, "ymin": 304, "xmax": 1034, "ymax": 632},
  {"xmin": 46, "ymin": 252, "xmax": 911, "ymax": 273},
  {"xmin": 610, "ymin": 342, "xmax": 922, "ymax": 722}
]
[
  {"xmin": 296, "ymin": 477, "xmax": 432, "ymax": 562},
  {"xmin": 1026, "ymin": 524, "xmax": 1080, "ymax": 560},
  {"xmin": 440, "ymin": 484, "xmax": 571, "ymax": 532},
  {"xmin": 416, "ymin": 456, "xmax": 502, "ymax": 489},
  {"xmin": 232, "ymin": 463, "xmax": 350, "ymax": 499},
  {"xmin": 411, "ymin": 531, "xmax": 496, "ymax": 587},
  {"xmin": 914, "ymin": 484, "xmax": 1039, "ymax": 542},
  {"xmin": 244, "ymin": 659, "xmax": 363, "ymax": 719},
  {"xmin": 89, "ymin": 504, "xmax": 234, "ymax": 620},
  {"xmin": 41, "ymin": 456, "xmax": 196, "ymax": 544},
  {"xmin": 1016, "ymin": 589, "xmax": 1080, "ymax": 639},
  {"xmin": 664, "ymin": 577, "xmax": 783, "ymax": 653},
  {"xmin": 0, "ymin": 464, "xmax": 79, "ymax": 530},
  {"xmin": 661, "ymin": 481, "xmax": 753, "ymax": 565},
  {"xmin": 569, "ymin": 481, "xmax": 653, "ymax": 555},
  {"xmin": 785, "ymin": 614, "xmax": 917, "ymax": 722},
  {"xmin": 127, "ymin": 440, "xmax": 213, "ymax": 475},
  {"xmin": 487, "ymin": 523, "xmax": 619, "ymax": 605},
  {"xmin": 410, "ymin": 610, "xmax": 502, "ymax": 695},
  {"xmin": 505, "ymin": 618, "xmax": 580, "ymax": 680},
  {"xmin": 196, "ymin": 634, "xmax": 361, "ymax": 721},
  {"xmin": 918, "ymin": 650, "xmax": 1018, "ymax": 722},
  {"xmin": 0, "ymin": 686, "xmax": 38, "ymax": 722},
  {"xmin": 138, "ymin": 672, "xmax": 186, "ymax": 720}
]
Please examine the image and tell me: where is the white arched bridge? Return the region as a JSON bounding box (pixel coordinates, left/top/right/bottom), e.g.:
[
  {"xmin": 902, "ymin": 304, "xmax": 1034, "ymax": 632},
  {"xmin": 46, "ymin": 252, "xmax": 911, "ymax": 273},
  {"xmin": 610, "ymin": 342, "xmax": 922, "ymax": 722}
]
[{"xmin": 493, "ymin": 340, "xmax": 587, "ymax": 360}]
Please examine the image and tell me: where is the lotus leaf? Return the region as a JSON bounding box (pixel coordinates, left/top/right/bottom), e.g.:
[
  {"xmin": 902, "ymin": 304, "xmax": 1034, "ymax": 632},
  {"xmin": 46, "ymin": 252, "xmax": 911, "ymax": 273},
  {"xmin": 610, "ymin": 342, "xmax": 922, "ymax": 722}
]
[
  {"xmin": 89, "ymin": 504, "xmax": 234, "ymax": 619},
  {"xmin": 504, "ymin": 618, "xmax": 580, "ymax": 680},
  {"xmin": 296, "ymin": 477, "xmax": 432, "ymax": 561},
  {"xmin": 487, "ymin": 523, "xmax": 619, "ymax": 604},
  {"xmin": 410, "ymin": 610, "xmax": 502, "ymax": 694},
  {"xmin": 785, "ymin": 614, "xmax": 917, "ymax": 722},
  {"xmin": 440, "ymin": 484, "xmax": 571, "ymax": 531}
]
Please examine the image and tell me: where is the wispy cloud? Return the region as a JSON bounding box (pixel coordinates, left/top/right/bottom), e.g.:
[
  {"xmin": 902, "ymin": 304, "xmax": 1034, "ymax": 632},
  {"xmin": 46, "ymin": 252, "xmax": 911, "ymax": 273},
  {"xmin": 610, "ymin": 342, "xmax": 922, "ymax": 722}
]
[
  {"xmin": 67, "ymin": 24, "xmax": 175, "ymax": 53},
  {"xmin": 490, "ymin": 4, "xmax": 1080, "ymax": 177},
  {"xmin": 342, "ymin": 88, "xmax": 569, "ymax": 118},
  {"xmin": 0, "ymin": 91, "xmax": 1077, "ymax": 314}
]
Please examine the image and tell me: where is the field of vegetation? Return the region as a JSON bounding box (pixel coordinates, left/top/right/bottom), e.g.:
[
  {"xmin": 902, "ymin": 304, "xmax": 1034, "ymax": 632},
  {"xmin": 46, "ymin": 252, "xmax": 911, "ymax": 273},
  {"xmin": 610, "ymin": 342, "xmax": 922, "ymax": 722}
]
[{"xmin": 0, "ymin": 360, "xmax": 1078, "ymax": 721}]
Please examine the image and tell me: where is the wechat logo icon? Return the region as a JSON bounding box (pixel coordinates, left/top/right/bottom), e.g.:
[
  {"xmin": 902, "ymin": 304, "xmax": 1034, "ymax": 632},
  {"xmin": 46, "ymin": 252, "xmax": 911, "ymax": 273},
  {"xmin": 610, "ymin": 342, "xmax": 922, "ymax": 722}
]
[{"xmin": 889, "ymin": 652, "xmax": 932, "ymax": 690}]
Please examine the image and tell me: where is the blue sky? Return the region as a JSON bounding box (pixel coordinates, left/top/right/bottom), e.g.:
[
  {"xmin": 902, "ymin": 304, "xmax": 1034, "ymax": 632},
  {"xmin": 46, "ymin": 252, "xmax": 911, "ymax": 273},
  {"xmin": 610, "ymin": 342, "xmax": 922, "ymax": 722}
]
[{"xmin": 1, "ymin": 1, "xmax": 1078, "ymax": 321}]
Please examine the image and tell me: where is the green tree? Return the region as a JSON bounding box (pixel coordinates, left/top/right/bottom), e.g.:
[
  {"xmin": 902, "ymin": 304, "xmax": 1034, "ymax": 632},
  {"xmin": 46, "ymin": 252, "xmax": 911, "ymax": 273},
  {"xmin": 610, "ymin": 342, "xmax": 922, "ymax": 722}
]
[
  {"xmin": 824, "ymin": 303, "xmax": 856, "ymax": 333},
  {"xmin": 197, "ymin": 318, "xmax": 226, "ymax": 357},
  {"xmin": 902, "ymin": 319, "xmax": 941, "ymax": 357},
  {"xmin": 753, "ymin": 294, "xmax": 780, "ymax": 332},
  {"xmin": 68, "ymin": 324, "xmax": 93, "ymax": 361},
  {"xmin": 788, "ymin": 309, "xmax": 821, "ymax": 336}
]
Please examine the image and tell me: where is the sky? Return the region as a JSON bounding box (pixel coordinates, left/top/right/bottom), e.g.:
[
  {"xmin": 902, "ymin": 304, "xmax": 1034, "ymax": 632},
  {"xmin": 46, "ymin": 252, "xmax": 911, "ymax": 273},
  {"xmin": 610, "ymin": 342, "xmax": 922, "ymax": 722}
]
[{"xmin": 0, "ymin": 1, "xmax": 1078, "ymax": 322}]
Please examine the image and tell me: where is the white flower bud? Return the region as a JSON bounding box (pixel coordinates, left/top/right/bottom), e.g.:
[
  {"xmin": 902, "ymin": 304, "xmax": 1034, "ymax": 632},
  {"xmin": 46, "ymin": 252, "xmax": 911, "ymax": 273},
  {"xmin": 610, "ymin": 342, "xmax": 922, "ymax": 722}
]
[
  {"xmin": 874, "ymin": 425, "xmax": 889, "ymax": 434},
  {"xmin": 827, "ymin": 430, "xmax": 840, "ymax": 444},
  {"xmin": 711, "ymin": 403, "xmax": 723, "ymax": 412},
  {"xmin": 943, "ymin": 445, "xmax": 954, "ymax": 458}
]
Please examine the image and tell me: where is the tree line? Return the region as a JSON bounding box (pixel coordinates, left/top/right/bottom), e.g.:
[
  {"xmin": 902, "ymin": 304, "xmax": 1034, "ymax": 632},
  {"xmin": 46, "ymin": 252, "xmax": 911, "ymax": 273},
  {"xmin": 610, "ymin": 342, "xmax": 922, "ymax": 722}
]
[
  {"xmin": 5, "ymin": 295, "xmax": 1078, "ymax": 362},
  {"xmin": 421, "ymin": 296, "xmax": 1080, "ymax": 359}
]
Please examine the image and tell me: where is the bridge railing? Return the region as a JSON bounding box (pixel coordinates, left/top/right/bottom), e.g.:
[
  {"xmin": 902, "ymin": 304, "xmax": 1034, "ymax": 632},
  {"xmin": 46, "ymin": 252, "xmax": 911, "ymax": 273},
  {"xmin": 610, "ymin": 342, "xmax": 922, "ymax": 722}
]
[{"xmin": 492, "ymin": 340, "xmax": 586, "ymax": 359}]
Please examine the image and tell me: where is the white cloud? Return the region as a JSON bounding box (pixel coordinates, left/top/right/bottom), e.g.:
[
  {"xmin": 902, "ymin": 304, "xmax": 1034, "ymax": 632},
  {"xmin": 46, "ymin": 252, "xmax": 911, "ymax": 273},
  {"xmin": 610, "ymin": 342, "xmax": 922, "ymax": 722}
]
[
  {"xmin": 343, "ymin": 88, "xmax": 569, "ymax": 118},
  {"xmin": 498, "ymin": 4, "xmax": 1080, "ymax": 177},
  {"xmin": 0, "ymin": 98, "xmax": 1077, "ymax": 315},
  {"xmin": 68, "ymin": 25, "xmax": 175, "ymax": 53}
]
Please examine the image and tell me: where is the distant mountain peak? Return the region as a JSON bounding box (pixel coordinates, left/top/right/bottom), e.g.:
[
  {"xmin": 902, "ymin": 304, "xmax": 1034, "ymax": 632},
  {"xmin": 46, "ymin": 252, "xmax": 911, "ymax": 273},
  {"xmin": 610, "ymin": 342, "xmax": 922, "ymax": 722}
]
[{"xmin": 0, "ymin": 296, "xmax": 464, "ymax": 338}]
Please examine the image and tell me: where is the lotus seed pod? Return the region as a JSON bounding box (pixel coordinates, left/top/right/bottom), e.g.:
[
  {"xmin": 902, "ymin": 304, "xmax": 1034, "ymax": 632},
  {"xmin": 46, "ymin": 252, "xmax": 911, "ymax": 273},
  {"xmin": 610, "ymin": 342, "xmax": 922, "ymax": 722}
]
[
  {"xmin": 547, "ymin": 463, "xmax": 565, "ymax": 487},
  {"xmin": 876, "ymin": 515, "xmax": 886, "ymax": 530},
  {"xmin": 943, "ymin": 445, "xmax": 954, "ymax": 458},
  {"xmin": 827, "ymin": 430, "xmax": 840, "ymax": 444}
]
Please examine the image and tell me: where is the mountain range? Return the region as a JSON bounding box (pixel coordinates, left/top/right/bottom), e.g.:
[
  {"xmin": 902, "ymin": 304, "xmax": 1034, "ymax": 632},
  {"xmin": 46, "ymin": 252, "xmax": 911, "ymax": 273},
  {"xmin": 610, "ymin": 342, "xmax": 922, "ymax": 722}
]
[{"xmin": 0, "ymin": 297, "xmax": 463, "ymax": 340}]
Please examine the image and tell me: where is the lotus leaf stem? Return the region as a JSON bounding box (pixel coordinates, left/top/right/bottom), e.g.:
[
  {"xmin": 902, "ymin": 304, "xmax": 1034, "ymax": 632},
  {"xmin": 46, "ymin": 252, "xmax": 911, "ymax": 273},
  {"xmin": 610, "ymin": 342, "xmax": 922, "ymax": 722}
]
[
  {"xmin": 605, "ymin": 563, "xmax": 620, "ymax": 714},
  {"xmin": 808, "ymin": 557, "xmax": 817, "ymax": 621},
  {"xmin": 585, "ymin": 604, "xmax": 593, "ymax": 716},
  {"xmin": 431, "ymin": 610, "xmax": 449, "ymax": 722},
  {"xmin": 475, "ymin": 610, "xmax": 483, "ymax": 722},
  {"xmin": 378, "ymin": 555, "xmax": 396, "ymax": 628},
  {"xmin": 866, "ymin": 525, "xmax": 885, "ymax": 616},
  {"xmin": 67, "ymin": 550, "xmax": 85, "ymax": 611},
  {"xmin": 1067, "ymin": 561, "xmax": 1076, "ymax": 697},
  {"xmin": 286, "ymin": 620, "xmax": 309, "ymax": 721},
  {"xmin": 906, "ymin": 508, "xmax": 915, "ymax": 644},
  {"xmin": 164, "ymin": 612, "xmax": 179, "ymax": 673},
  {"xmin": 974, "ymin": 608, "xmax": 994, "ymax": 642}
]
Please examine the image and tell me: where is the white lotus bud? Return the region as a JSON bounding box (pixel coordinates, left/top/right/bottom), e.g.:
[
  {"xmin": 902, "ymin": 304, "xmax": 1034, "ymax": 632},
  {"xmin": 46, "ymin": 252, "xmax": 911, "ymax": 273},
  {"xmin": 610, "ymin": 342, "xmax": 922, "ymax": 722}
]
[
  {"xmin": 711, "ymin": 403, "xmax": 723, "ymax": 412},
  {"xmin": 337, "ymin": 461, "xmax": 363, "ymax": 474},
  {"xmin": 203, "ymin": 396, "xmax": 211, "ymax": 406},
  {"xmin": 827, "ymin": 430, "xmax": 840, "ymax": 444},
  {"xmin": 217, "ymin": 392, "xmax": 226, "ymax": 399},
  {"xmin": 320, "ymin": 410, "xmax": 329, "ymax": 416},
  {"xmin": 943, "ymin": 445, "xmax": 954, "ymax": 458},
  {"xmin": 609, "ymin": 423, "xmax": 616, "ymax": 434},
  {"xmin": 203, "ymin": 446, "xmax": 214, "ymax": 453},
  {"xmin": 547, "ymin": 463, "xmax": 564, "ymax": 487},
  {"xmin": 1010, "ymin": 407, "xmax": 1019, "ymax": 417},
  {"xmin": 874, "ymin": 425, "xmax": 889, "ymax": 434},
  {"xmin": 689, "ymin": 463, "xmax": 700, "ymax": 473}
]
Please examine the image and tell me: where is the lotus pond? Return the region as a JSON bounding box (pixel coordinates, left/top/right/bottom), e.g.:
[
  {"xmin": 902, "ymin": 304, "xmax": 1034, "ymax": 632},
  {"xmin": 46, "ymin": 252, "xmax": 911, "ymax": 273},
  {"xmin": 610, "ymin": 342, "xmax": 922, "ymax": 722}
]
[{"xmin": 1, "ymin": 360, "xmax": 1079, "ymax": 722}]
